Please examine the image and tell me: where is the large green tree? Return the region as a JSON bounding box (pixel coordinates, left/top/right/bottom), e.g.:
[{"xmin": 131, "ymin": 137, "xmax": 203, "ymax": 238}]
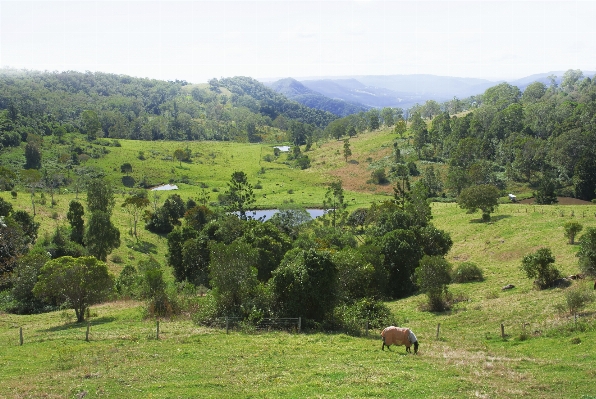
[
  {"xmin": 33, "ymin": 256, "xmax": 114, "ymax": 322},
  {"xmin": 457, "ymin": 184, "xmax": 500, "ymax": 222},
  {"xmin": 84, "ymin": 178, "xmax": 120, "ymax": 261},
  {"xmin": 271, "ymin": 248, "xmax": 338, "ymax": 323},
  {"xmin": 84, "ymin": 211, "xmax": 121, "ymax": 261},
  {"xmin": 67, "ymin": 200, "xmax": 85, "ymax": 244}
]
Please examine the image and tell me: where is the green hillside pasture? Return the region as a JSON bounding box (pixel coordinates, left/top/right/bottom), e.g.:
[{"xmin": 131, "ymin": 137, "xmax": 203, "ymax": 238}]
[
  {"xmin": 1, "ymin": 299, "xmax": 594, "ymax": 398},
  {"xmin": 84, "ymin": 139, "xmax": 381, "ymax": 210}
]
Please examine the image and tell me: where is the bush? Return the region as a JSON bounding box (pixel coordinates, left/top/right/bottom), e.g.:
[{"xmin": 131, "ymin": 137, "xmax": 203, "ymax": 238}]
[
  {"xmin": 555, "ymin": 283, "xmax": 595, "ymax": 316},
  {"xmin": 521, "ymin": 247, "xmax": 562, "ymax": 289},
  {"xmin": 415, "ymin": 255, "xmax": 452, "ymax": 311},
  {"xmin": 115, "ymin": 264, "xmax": 142, "ymax": 299},
  {"xmin": 452, "ymin": 262, "xmax": 484, "ymax": 283},
  {"xmin": 332, "ymin": 298, "xmax": 394, "ymax": 335}
]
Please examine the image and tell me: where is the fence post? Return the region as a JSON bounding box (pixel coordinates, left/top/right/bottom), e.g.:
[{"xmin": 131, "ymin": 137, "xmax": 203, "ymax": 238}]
[
  {"xmin": 500, "ymin": 323, "xmax": 505, "ymax": 338},
  {"xmin": 85, "ymin": 322, "xmax": 90, "ymax": 342},
  {"xmin": 298, "ymin": 317, "xmax": 301, "ymax": 333},
  {"xmin": 19, "ymin": 327, "xmax": 23, "ymax": 346},
  {"xmin": 436, "ymin": 323, "xmax": 441, "ymax": 340},
  {"xmin": 365, "ymin": 321, "xmax": 369, "ymax": 337},
  {"xmin": 226, "ymin": 317, "xmax": 229, "ymax": 334},
  {"xmin": 156, "ymin": 319, "xmax": 160, "ymax": 340}
]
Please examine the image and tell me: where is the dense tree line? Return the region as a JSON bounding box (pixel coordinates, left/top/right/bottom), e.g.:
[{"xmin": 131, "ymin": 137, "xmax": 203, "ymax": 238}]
[
  {"xmin": 0, "ymin": 70, "xmax": 335, "ymax": 148},
  {"xmin": 327, "ymin": 69, "xmax": 596, "ymax": 202}
]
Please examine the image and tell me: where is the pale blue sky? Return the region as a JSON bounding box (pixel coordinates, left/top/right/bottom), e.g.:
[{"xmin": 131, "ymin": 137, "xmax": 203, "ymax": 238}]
[{"xmin": 1, "ymin": 0, "xmax": 595, "ymax": 83}]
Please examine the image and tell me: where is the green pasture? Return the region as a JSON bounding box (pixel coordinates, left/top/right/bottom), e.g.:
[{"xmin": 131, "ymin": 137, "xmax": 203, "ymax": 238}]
[{"xmin": 2, "ymin": 200, "xmax": 596, "ymax": 397}]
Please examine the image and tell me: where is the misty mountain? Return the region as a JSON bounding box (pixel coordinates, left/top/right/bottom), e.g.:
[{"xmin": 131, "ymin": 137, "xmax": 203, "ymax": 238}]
[
  {"xmin": 266, "ymin": 78, "xmax": 369, "ymax": 117},
  {"xmin": 265, "ymin": 71, "xmax": 596, "ymax": 116}
]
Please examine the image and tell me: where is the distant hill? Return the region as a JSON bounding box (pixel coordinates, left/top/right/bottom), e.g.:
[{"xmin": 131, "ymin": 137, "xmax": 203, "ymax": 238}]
[
  {"xmin": 297, "ymin": 74, "xmax": 499, "ymax": 109},
  {"xmin": 266, "ymin": 78, "xmax": 369, "ymax": 117},
  {"xmin": 265, "ymin": 72, "xmax": 596, "ymax": 113}
]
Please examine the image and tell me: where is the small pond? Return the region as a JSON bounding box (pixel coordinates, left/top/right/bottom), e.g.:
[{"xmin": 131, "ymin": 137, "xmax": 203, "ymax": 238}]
[{"xmin": 241, "ymin": 209, "xmax": 326, "ymax": 221}]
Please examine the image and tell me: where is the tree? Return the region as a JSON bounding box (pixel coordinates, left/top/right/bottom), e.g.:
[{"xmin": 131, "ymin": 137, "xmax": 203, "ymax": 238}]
[
  {"xmin": 208, "ymin": 241, "xmax": 259, "ymax": 315},
  {"xmin": 84, "ymin": 211, "xmax": 121, "ymax": 261},
  {"xmin": 21, "ymin": 169, "xmax": 42, "ymax": 216},
  {"xmin": 173, "ymin": 148, "xmax": 186, "ymax": 167},
  {"xmin": 343, "ymin": 139, "xmax": 352, "ymax": 162},
  {"xmin": 521, "ymin": 82, "xmax": 547, "ymax": 104},
  {"xmin": 81, "ymin": 110, "xmax": 102, "ymax": 141},
  {"xmin": 577, "ymin": 228, "xmax": 596, "ymax": 277},
  {"xmin": 225, "ymin": 171, "xmax": 255, "ymax": 220},
  {"xmin": 415, "ymin": 255, "xmax": 452, "ymax": 311},
  {"xmin": 33, "ymin": 256, "xmax": 114, "ymax": 322},
  {"xmin": 67, "ymin": 200, "xmax": 85, "ymax": 244},
  {"xmin": 367, "ymin": 109, "xmax": 380, "ymax": 131},
  {"xmin": 269, "ymin": 205, "xmax": 313, "ymax": 239},
  {"xmin": 0, "ymin": 215, "xmax": 30, "ymax": 277},
  {"xmin": 410, "ymin": 112, "xmax": 428, "ymax": 157},
  {"xmin": 271, "ymin": 248, "xmax": 337, "ymax": 322},
  {"xmin": 327, "ymin": 119, "xmax": 346, "ymax": 140},
  {"xmin": 24, "ymin": 141, "xmax": 42, "ymax": 170},
  {"xmin": 380, "ymin": 229, "xmax": 422, "ymax": 298},
  {"xmin": 393, "ymin": 120, "xmax": 407, "ymax": 136},
  {"xmin": 521, "ymin": 247, "xmax": 561, "ymax": 289},
  {"xmin": 122, "ymin": 195, "xmax": 150, "ymax": 240},
  {"xmin": 564, "ymin": 221, "xmax": 583, "ymax": 245},
  {"xmin": 535, "ymin": 174, "xmax": 558, "ymax": 205},
  {"xmin": 391, "ymin": 164, "xmax": 410, "ymax": 209},
  {"xmin": 381, "ymin": 107, "xmax": 395, "ymax": 127},
  {"xmin": 120, "ymin": 163, "xmax": 133, "ymax": 175},
  {"xmin": 11, "ymin": 252, "xmax": 51, "ymax": 314},
  {"xmin": 322, "ymin": 180, "xmax": 347, "ymax": 228},
  {"xmin": 457, "ymin": 184, "xmax": 500, "ymax": 222},
  {"xmin": 421, "ymin": 165, "xmax": 443, "ymax": 197},
  {"xmin": 86, "ymin": 178, "xmax": 115, "ymax": 214},
  {"xmin": 0, "ymin": 166, "xmax": 17, "ymax": 191}
]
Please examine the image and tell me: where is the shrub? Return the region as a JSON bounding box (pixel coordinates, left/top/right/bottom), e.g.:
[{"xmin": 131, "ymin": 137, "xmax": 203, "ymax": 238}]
[
  {"xmin": 577, "ymin": 227, "xmax": 596, "ymax": 277},
  {"xmin": 521, "ymin": 247, "xmax": 562, "ymax": 289},
  {"xmin": 452, "ymin": 262, "xmax": 484, "ymax": 283},
  {"xmin": 370, "ymin": 168, "xmax": 388, "ymax": 184},
  {"xmin": 564, "ymin": 221, "xmax": 583, "ymax": 245},
  {"xmin": 415, "ymin": 255, "xmax": 452, "ymax": 311},
  {"xmin": 332, "ymin": 298, "xmax": 393, "ymax": 335},
  {"xmin": 555, "ymin": 283, "xmax": 595, "ymax": 316}
]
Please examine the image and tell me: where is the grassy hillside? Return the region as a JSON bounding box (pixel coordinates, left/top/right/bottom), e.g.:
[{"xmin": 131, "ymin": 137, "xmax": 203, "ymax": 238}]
[
  {"xmin": 2, "ymin": 127, "xmax": 596, "ymax": 398},
  {"xmin": 1, "ymin": 202, "xmax": 596, "ymax": 398}
]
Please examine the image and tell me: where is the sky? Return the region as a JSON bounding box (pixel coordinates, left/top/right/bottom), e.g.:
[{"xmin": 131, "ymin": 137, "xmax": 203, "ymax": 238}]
[{"xmin": 1, "ymin": 0, "xmax": 595, "ymax": 84}]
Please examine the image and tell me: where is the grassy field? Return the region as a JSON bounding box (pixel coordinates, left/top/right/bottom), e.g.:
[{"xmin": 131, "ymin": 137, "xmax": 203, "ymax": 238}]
[
  {"xmin": 2, "ymin": 131, "xmax": 596, "ymax": 398},
  {"xmin": 2, "ymin": 202, "xmax": 596, "ymax": 398}
]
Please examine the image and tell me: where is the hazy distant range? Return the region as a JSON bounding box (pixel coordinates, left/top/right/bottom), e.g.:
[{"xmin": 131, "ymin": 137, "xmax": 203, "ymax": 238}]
[{"xmin": 263, "ymin": 71, "xmax": 594, "ymax": 116}]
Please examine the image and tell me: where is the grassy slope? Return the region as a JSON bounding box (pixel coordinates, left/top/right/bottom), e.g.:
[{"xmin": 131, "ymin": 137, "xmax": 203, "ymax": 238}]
[{"xmin": 2, "ymin": 130, "xmax": 596, "ymax": 398}]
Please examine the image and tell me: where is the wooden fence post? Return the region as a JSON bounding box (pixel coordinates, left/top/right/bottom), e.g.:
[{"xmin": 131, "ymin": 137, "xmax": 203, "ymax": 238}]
[
  {"xmin": 156, "ymin": 319, "xmax": 160, "ymax": 340},
  {"xmin": 298, "ymin": 317, "xmax": 301, "ymax": 333},
  {"xmin": 85, "ymin": 322, "xmax": 90, "ymax": 342},
  {"xmin": 500, "ymin": 323, "xmax": 505, "ymax": 338},
  {"xmin": 226, "ymin": 317, "xmax": 229, "ymax": 334},
  {"xmin": 436, "ymin": 323, "xmax": 441, "ymax": 340},
  {"xmin": 365, "ymin": 321, "xmax": 369, "ymax": 337},
  {"xmin": 19, "ymin": 327, "xmax": 23, "ymax": 346}
]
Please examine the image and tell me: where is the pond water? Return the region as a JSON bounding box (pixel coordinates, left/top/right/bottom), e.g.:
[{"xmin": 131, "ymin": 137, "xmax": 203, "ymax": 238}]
[{"xmin": 242, "ymin": 209, "xmax": 326, "ymax": 221}]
